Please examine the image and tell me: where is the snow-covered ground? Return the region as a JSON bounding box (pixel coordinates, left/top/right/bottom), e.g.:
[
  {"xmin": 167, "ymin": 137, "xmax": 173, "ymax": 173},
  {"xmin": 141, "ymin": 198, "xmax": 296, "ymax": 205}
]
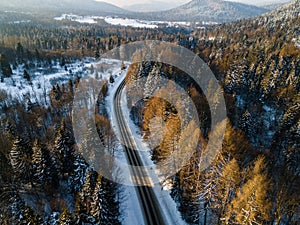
[
  {"xmin": 0, "ymin": 60, "xmax": 92, "ymax": 107},
  {"xmin": 54, "ymin": 13, "xmax": 212, "ymax": 29},
  {"xmin": 8, "ymin": 20, "xmax": 31, "ymax": 24},
  {"xmin": 104, "ymin": 17, "xmax": 158, "ymax": 29},
  {"xmin": 54, "ymin": 14, "xmax": 104, "ymax": 24},
  {"xmin": 292, "ymin": 37, "xmax": 300, "ymax": 48}
]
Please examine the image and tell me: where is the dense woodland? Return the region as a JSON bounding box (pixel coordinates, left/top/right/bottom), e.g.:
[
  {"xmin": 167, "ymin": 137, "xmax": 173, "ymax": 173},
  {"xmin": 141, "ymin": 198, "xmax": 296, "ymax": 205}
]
[{"xmin": 0, "ymin": 1, "xmax": 300, "ymax": 224}]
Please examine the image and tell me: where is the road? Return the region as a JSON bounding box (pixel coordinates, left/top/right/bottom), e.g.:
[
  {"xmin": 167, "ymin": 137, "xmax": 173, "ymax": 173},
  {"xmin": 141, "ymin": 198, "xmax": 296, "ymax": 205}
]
[{"xmin": 114, "ymin": 78, "xmax": 166, "ymax": 225}]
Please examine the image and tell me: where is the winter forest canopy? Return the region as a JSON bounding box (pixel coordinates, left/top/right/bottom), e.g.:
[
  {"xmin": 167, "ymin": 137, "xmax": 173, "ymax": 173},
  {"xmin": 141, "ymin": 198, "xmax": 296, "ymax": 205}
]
[{"xmin": 0, "ymin": 0, "xmax": 300, "ymax": 225}]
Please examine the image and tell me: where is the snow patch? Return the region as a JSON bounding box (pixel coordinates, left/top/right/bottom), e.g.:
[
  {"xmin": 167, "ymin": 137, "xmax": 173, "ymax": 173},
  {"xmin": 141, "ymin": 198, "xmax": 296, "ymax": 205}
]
[
  {"xmin": 0, "ymin": 59, "xmax": 96, "ymax": 108},
  {"xmin": 8, "ymin": 20, "xmax": 31, "ymax": 24},
  {"xmin": 53, "ymin": 14, "xmax": 215, "ymax": 29},
  {"xmin": 104, "ymin": 17, "xmax": 158, "ymax": 29},
  {"xmin": 54, "ymin": 14, "xmax": 104, "ymax": 24}
]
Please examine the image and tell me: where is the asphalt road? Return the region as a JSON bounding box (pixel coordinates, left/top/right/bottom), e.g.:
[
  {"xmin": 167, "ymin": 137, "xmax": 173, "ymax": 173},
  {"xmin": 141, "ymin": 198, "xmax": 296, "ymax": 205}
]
[{"xmin": 114, "ymin": 78, "xmax": 166, "ymax": 225}]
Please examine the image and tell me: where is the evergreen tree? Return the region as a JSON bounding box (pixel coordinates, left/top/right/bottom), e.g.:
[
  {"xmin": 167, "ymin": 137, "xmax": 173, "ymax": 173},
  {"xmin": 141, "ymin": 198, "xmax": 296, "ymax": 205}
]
[
  {"xmin": 75, "ymin": 75, "xmax": 80, "ymax": 88},
  {"xmin": 216, "ymin": 158, "xmax": 242, "ymax": 223},
  {"xmin": 16, "ymin": 42, "xmax": 24, "ymax": 64},
  {"xmin": 80, "ymin": 119, "xmax": 102, "ymax": 168},
  {"xmin": 101, "ymin": 179, "xmax": 120, "ymax": 225},
  {"xmin": 76, "ymin": 170, "xmax": 96, "ymax": 223},
  {"xmin": 101, "ymin": 80, "xmax": 108, "ymax": 97},
  {"xmin": 109, "ymin": 73, "xmax": 114, "ymax": 83},
  {"xmin": 90, "ymin": 174, "xmax": 103, "ymax": 223},
  {"xmin": 68, "ymin": 79, "xmax": 74, "ymax": 98},
  {"xmin": 90, "ymin": 64, "xmax": 95, "ymax": 74},
  {"xmin": 59, "ymin": 208, "xmax": 73, "ymax": 225},
  {"xmin": 229, "ymin": 156, "xmax": 272, "ymax": 225},
  {"xmin": 0, "ymin": 54, "xmax": 12, "ymax": 78},
  {"xmin": 54, "ymin": 119, "xmax": 73, "ymax": 176},
  {"xmin": 71, "ymin": 155, "xmax": 88, "ymax": 193},
  {"xmin": 4, "ymin": 118, "xmax": 16, "ymax": 142},
  {"xmin": 31, "ymin": 139, "xmax": 47, "ymax": 186},
  {"xmin": 95, "ymin": 48, "xmax": 100, "ymax": 59},
  {"xmin": 9, "ymin": 136, "xmax": 32, "ymax": 181}
]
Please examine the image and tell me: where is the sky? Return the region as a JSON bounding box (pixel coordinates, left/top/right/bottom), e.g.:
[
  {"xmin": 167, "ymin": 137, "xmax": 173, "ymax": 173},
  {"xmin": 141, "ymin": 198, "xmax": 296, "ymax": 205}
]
[
  {"xmin": 96, "ymin": 0, "xmax": 289, "ymax": 7},
  {"xmin": 97, "ymin": 0, "xmax": 188, "ymax": 7}
]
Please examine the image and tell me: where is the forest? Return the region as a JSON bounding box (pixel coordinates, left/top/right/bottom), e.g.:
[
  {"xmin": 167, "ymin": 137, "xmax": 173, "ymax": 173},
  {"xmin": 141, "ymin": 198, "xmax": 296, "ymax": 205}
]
[{"xmin": 0, "ymin": 3, "xmax": 299, "ymax": 225}]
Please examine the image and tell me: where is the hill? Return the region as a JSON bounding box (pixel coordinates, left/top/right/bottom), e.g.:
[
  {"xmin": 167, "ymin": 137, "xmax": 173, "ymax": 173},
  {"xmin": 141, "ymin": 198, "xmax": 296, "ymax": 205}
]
[
  {"xmin": 0, "ymin": 0, "xmax": 270, "ymax": 23},
  {"xmin": 0, "ymin": 0, "xmax": 128, "ymax": 16},
  {"xmin": 143, "ymin": 0, "xmax": 269, "ymax": 22}
]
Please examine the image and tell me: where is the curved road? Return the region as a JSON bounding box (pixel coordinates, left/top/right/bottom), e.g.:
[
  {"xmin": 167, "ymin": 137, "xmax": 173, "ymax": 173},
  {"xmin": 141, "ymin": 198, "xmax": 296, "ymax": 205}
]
[{"xmin": 114, "ymin": 79, "xmax": 166, "ymax": 225}]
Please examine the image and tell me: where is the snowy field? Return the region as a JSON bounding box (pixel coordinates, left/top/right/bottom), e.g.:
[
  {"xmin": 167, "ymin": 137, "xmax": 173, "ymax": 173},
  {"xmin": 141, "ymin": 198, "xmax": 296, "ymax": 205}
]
[
  {"xmin": 54, "ymin": 14, "xmax": 105, "ymax": 24},
  {"xmin": 0, "ymin": 60, "xmax": 92, "ymax": 107},
  {"xmin": 0, "ymin": 58, "xmax": 126, "ymax": 110},
  {"xmin": 54, "ymin": 13, "xmax": 213, "ymax": 29}
]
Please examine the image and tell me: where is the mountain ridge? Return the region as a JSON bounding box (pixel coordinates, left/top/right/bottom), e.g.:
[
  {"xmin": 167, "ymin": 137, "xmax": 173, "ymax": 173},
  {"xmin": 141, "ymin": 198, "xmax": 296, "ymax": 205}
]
[
  {"xmin": 143, "ymin": 0, "xmax": 269, "ymax": 22},
  {"xmin": 0, "ymin": 0, "xmax": 271, "ymax": 23},
  {"xmin": 0, "ymin": 0, "xmax": 129, "ymax": 16}
]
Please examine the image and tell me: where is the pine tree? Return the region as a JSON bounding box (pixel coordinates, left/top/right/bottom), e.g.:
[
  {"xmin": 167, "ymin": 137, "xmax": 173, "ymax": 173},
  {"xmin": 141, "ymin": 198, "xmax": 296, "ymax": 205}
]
[
  {"xmin": 59, "ymin": 208, "xmax": 73, "ymax": 225},
  {"xmin": 68, "ymin": 79, "xmax": 74, "ymax": 98},
  {"xmin": 0, "ymin": 54, "xmax": 12, "ymax": 78},
  {"xmin": 229, "ymin": 156, "xmax": 272, "ymax": 225},
  {"xmin": 70, "ymin": 155, "xmax": 88, "ymax": 193},
  {"xmin": 16, "ymin": 42, "xmax": 24, "ymax": 64},
  {"xmin": 109, "ymin": 73, "xmax": 114, "ymax": 83},
  {"xmin": 80, "ymin": 119, "xmax": 101, "ymax": 167},
  {"xmin": 90, "ymin": 64, "xmax": 95, "ymax": 74},
  {"xmin": 4, "ymin": 119, "xmax": 16, "ymax": 137},
  {"xmin": 23, "ymin": 70, "xmax": 31, "ymax": 81},
  {"xmin": 76, "ymin": 170, "xmax": 96, "ymax": 223},
  {"xmin": 31, "ymin": 139, "xmax": 47, "ymax": 186},
  {"xmin": 9, "ymin": 136, "xmax": 32, "ymax": 181},
  {"xmin": 75, "ymin": 75, "xmax": 80, "ymax": 88},
  {"xmin": 54, "ymin": 119, "xmax": 73, "ymax": 176},
  {"xmin": 101, "ymin": 80, "xmax": 108, "ymax": 97},
  {"xmin": 4, "ymin": 119, "xmax": 16, "ymax": 151},
  {"xmin": 101, "ymin": 179, "xmax": 120, "ymax": 225},
  {"xmin": 216, "ymin": 158, "xmax": 242, "ymax": 223},
  {"xmin": 95, "ymin": 48, "xmax": 100, "ymax": 59},
  {"xmin": 90, "ymin": 174, "xmax": 103, "ymax": 223}
]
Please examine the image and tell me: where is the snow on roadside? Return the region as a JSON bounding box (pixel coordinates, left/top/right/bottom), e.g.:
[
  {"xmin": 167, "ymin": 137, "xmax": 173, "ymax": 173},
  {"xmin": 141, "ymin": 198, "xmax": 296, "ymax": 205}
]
[
  {"xmin": 104, "ymin": 63, "xmax": 145, "ymax": 225},
  {"xmin": 119, "ymin": 87, "xmax": 187, "ymax": 225},
  {"xmin": 104, "ymin": 61, "xmax": 187, "ymax": 224}
]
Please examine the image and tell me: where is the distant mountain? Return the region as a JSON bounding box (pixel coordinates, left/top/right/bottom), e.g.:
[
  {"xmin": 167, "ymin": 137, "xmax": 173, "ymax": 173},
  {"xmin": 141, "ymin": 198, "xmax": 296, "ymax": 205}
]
[
  {"xmin": 0, "ymin": 0, "xmax": 128, "ymax": 16},
  {"xmin": 0, "ymin": 0, "xmax": 270, "ymax": 23},
  {"xmin": 143, "ymin": 0, "xmax": 269, "ymax": 22},
  {"xmin": 124, "ymin": 1, "xmax": 182, "ymax": 12}
]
